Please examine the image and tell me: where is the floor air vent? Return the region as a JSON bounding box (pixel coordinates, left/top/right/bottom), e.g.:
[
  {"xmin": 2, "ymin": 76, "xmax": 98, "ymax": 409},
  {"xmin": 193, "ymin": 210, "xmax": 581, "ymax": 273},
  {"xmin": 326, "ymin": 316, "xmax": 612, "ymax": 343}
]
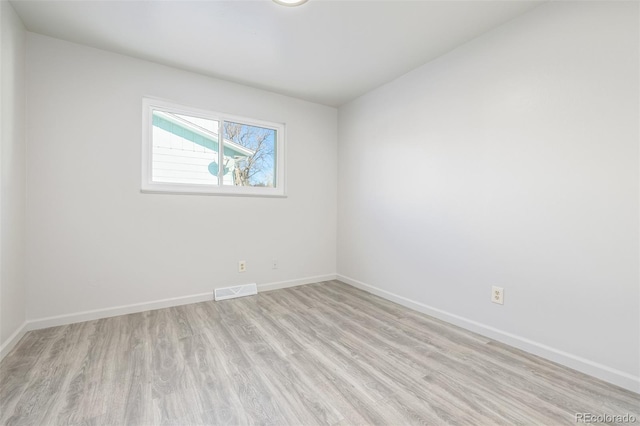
[{"xmin": 214, "ymin": 283, "xmax": 258, "ymax": 301}]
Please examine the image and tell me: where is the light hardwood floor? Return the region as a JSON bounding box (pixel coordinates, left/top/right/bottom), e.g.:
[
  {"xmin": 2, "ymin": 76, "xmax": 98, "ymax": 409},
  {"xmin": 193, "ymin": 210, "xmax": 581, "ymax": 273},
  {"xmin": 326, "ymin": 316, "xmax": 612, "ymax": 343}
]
[{"xmin": 1, "ymin": 280, "xmax": 638, "ymax": 425}]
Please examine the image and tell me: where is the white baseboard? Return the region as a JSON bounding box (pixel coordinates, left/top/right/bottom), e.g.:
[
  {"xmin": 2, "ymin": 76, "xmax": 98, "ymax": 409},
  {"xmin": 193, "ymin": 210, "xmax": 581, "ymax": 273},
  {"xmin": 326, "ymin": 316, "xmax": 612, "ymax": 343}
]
[
  {"xmin": 337, "ymin": 274, "xmax": 640, "ymax": 394},
  {"xmin": 0, "ymin": 321, "xmax": 28, "ymax": 361},
  {"xmin": 258, "ymin": 274, "xmax": 336, "ymax": 292},
  {"xmin": 10, "ymin": 272, "xmax": 636, "ymax": 394},
  {"xmin": 21, "ymin": 274, "xmax": 335, "ymax": 335},
  {"xmin": 26, "ymin": 292, "xmax": 214, "ymax": 331}
]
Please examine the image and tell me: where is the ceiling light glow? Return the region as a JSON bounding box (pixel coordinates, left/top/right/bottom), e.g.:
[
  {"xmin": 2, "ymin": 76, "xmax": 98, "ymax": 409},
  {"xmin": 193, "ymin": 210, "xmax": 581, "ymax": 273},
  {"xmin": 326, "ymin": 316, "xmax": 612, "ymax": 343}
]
[{"xmin": 273, "ymin": 0, "xmax": 309, "ymax": 6}]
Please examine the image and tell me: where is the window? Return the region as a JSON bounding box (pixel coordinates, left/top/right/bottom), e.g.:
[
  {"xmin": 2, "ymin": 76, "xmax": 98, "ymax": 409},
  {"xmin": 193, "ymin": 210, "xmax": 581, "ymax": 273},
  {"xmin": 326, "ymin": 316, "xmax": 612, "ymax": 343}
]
[{"xmin": 142, "ymin": 98, "xmax": 285, "ymax": 196}]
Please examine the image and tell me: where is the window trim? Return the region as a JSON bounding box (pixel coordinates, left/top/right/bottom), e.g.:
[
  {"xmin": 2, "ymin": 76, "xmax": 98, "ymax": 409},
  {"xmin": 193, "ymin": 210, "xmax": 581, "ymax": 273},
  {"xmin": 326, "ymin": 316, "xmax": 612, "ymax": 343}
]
[{"xmin": 141, "ymin": 97, "xmax": 286, "ymax": 197}]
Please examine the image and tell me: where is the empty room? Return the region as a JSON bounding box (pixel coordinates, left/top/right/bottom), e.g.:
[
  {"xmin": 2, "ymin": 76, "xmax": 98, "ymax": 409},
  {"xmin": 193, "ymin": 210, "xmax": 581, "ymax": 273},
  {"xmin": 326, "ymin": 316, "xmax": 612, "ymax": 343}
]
[{"xmin": 1, "ymin": 0, "xmax": 639, "ymax": 424}]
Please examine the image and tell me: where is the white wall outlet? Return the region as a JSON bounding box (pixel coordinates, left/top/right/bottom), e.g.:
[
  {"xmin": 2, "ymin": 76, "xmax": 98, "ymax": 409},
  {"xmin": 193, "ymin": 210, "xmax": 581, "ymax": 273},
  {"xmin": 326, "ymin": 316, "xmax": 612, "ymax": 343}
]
[
  {"xmin": 238, "ymin": 260, "xmax": 246, "ymax": 273},
  {"xmin": 492, "ymin": 286, "xmax": 504, "ymax": 305},
  {"xmin": 272, "ymin": 259, "xmax": 278, "ymax": 269}
]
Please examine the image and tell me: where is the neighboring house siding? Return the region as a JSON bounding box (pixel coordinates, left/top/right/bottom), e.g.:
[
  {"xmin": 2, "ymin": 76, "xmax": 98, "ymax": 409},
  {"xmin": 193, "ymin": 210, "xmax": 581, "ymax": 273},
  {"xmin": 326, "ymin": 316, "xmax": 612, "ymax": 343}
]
[
  {"xmin": 152, "ymin": 126, "xmax": 220, "ymax": 185},
  {"xmin": 151, "ymin": 114, "xmax": 244, "ymax": 185}
]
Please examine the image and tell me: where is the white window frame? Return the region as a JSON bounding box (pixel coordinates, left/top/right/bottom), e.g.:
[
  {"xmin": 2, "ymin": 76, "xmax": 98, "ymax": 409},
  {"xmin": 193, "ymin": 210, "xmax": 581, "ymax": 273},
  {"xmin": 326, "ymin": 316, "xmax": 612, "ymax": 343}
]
[{"xmin": 141, "ymin": 97, "xmax": 286, "ymax": 197}]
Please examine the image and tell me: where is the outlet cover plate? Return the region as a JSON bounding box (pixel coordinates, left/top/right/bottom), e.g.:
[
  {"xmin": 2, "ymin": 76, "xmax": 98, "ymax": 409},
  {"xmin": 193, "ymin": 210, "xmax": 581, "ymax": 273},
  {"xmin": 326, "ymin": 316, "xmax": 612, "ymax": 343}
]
[{"xmin": 492, "ymin": 286, "xmax": 504, "ymax": 305}]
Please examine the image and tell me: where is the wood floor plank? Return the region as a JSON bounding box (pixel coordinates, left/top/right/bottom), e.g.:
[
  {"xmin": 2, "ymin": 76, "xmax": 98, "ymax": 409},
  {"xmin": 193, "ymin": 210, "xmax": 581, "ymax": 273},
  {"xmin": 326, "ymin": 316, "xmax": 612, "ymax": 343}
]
[
  {"xmin": 115, "ymin": 311, "xmax": 154, "ymax": 426},
  {"xmin": 222, "ymin": 299, "xmax": 344, "ymax": 426},
  {"xmin": 55, "ymin": 318, "xmax": 116, "ymax": 424},
  {"xmin": 149, "ymin": 308, "xmax": 189, "ymax": 400},
  {"xmin": 300, "ymin": 306, "xmax": 497, "ymax": 424},
  {"xmin": 0, "ymin": 326, "xmax": 64, "ymax": 423},
  {"xmin": 287, "ymin": 349, "xmax": 398, "ymax": 426},
  {"xmin": 1, "ymin": 281, "xmax": 638, "ymax": 425},
  {"xmin": 178, "ymin": 332, "xmax": 248, "ymax": 425},
  {"xmin": 194, "ymin": 305, "xmax": 291, "ymax": 425}
]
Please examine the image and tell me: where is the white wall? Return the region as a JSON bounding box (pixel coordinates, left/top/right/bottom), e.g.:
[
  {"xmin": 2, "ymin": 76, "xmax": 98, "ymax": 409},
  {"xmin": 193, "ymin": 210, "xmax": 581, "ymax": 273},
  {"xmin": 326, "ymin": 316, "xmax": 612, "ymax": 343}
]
[
  {"xmin": 0, "ymin": 1, "xmax": 27, "ymax": 353},
  {"xmin": 338, "ymin": 1, "xmax": 639, "ymax": 391},
  {"xmin": 25, "ymin": 34, "xmax": 337, "ymax": 321}
]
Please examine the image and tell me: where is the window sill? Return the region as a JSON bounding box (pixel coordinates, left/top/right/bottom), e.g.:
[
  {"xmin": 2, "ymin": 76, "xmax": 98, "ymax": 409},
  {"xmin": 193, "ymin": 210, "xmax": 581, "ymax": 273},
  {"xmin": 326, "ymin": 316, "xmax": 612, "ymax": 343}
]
[{"xmin": 140, "ymin": 183, "xmax": 287, "ymax": 197}]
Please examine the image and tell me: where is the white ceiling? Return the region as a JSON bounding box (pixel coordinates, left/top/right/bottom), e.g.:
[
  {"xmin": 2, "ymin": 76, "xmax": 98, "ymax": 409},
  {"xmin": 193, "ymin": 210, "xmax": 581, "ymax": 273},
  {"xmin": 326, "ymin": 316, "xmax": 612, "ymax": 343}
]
[{"xmin": 11, "ymin": 0, "xmax": 543, "ymax": 106}]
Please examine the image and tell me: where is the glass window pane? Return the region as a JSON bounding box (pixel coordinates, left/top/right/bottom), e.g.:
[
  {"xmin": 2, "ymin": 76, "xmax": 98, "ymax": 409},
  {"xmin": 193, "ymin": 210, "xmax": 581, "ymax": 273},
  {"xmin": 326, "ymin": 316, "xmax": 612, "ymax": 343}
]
[
  {"xmin": 151, "ymin": 110, "xmax": 220, "ymax": 185},
  {"xmin": 222, "ymin": 121, "xmax": 276, "ymax": 188}
]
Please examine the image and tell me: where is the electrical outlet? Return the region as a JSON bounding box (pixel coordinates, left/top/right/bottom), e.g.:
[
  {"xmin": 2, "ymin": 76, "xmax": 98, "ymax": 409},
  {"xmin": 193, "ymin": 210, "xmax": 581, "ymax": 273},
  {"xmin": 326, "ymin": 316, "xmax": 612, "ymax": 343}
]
[
  {"xmin": 492, "ymin": 286, "xmax": 504, "ymax": 305},
  {"xmin": 272, "ymin": 259, "xmax": 279, "ymax": 269},
  {"xmin": 238, "ymin": 260, "xmax": 246, "ymax": 273}
]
